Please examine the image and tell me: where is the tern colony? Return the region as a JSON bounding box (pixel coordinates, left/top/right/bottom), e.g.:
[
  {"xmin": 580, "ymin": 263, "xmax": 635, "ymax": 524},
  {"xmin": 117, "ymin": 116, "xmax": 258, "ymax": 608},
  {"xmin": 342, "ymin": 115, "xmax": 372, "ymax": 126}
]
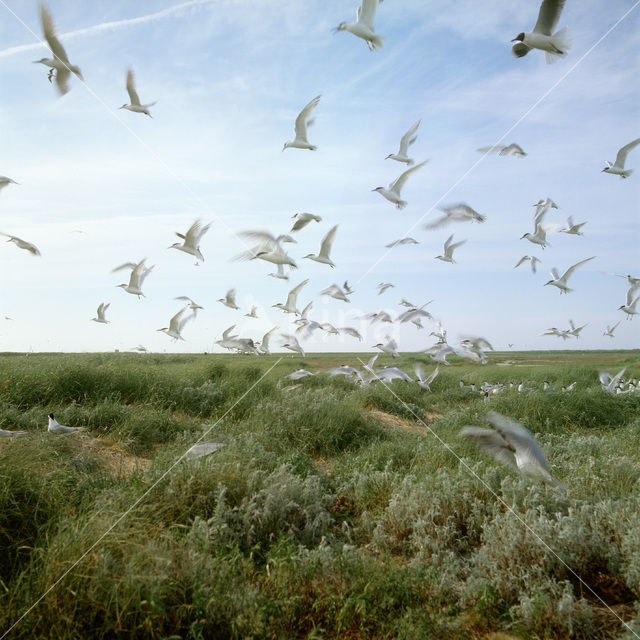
[{"xmin": 1, "ymin": 0, "xmax": 638, "ymax": 357}]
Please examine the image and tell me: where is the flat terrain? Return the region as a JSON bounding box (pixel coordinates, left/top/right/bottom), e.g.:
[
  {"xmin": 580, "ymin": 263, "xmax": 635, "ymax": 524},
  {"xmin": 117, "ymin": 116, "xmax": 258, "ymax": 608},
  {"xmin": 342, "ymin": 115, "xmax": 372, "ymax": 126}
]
[{"xmin": 0, "ymin": 350, "xmax": 639, "ymax": 639}]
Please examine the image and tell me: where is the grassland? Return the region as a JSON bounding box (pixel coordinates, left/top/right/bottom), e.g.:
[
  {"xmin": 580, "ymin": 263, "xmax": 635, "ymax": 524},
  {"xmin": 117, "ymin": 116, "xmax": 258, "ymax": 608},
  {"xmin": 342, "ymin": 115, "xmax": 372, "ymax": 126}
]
[{"xmin": 0, "ymin": 350, "xmax": 638, "ymax": 639}]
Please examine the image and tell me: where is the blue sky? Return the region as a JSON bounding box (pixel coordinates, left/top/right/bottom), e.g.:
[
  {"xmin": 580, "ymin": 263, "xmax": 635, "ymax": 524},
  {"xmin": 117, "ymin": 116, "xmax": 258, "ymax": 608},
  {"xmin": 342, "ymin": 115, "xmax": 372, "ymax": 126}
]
[{"xmin": 0, "ymin": 0, "xmax": 638, "ymax": 353}]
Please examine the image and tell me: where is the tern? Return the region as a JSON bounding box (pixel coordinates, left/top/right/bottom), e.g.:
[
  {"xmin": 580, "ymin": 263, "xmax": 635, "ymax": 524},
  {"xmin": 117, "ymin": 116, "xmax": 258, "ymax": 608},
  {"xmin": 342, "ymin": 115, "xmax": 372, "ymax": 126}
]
[
  {"xmin": 559, "ymin": 216, "xmax": 586, "ymax": 236},
  {"xmin": 285, "ymin": 369, "xmax": 314, "ymax": 380},
  {"xmin": 258, "ymin": 327, "xmax": 278, "ymax": 355},
  {"xmin": 268, "ymin": 263, "xmax": 290, "ymax": 281},
  {"xmin": 372, "ymin": 337, "xmax": 399, "ymax": 358},
  {"xmin": 119, "ymin": 68, "xmax": 156, "ymax": 117},
  {"xmin": 303, "ymin": 225, "xmax": 338, "ymax": 267},
  {"xmin": 339, "ymin": 327, "xmax": 363, "ymax": 341},
  {"xmin": 602, "ymin": 138, "xmax": 640, "ymax": 178},
  {"xmin": 47, "ymin": 413, "xmax": 86, "ymax": 435},
  {"xmin": 600, "ymin": 368, "xmax": 627, "ymax": 395},
  {"xmin": 319, "ymin": 284, "xmax": 350, "ymax": 302},
  {"xmin": 377, "ymin": 282, "xmax": 394, "ymax": 295},
  {"xmin": 541, "ymin": 327, "xmax": 571, "ymax": 340},
  {"xmin": 91, "ymin": 302, "xmax": 110, "ymax": 324},
  {"xmin": 459, "ymin": 411, "xmax": 565, "ymax": 488},
  {"xmin": 609, "ymin": 274, "xmax": 640, "ymax": 286},
  {"xmin": 385, "ymin": 237, "xmax": 419, "ymax": 248},
  {"xmin": 0, "ymin": 233, "xmax": 41, "ymax": 256},
  {"xmin": 619, "ymin": 287, "xmax": 640, "ymax": 319},
  {"xmin": 386, "ymin": 120, "xmax": 420, "ymax": 165},
  {"xmin": 567, "ymin": 319, "xmax": 587, "ymax": 338},
  {"xmin": 218, "ymin": 289, "xmax": 240, "ymax": 310},
  {"xmin": 514, "ymin": 255, "xmax": 541, "ymax": 274},
  {"xmin": 425, "ymin": 343, "xmax": 454, "ymax": 365},
  {"xmin": 602, "ymin": 321, "xmax": 620, "ymax": 338},
  {"xmin": 174, "ymin": 296, "xmax": 204, "ymax": 313},
  {"xmin": 376, "ymin": 366, "xmax": 413, "ymax": 383},
  {"xmin": 169, "ymin": 219, "xmax": 210, "ymax": 264},
  {"xmin": 245, "ymin": 306, "xmax": 259, "ymax": 318},
  {"xmin": 291, "ymin": 212, "xmax": 322, "ymax": 232},
  {"xmin": 114, "ymin": 259, "xmax": 154, "ymax": 298},
  {"xmin": 334, "ymin": 0, "xmax": 384, "ymax": 51},
  {"xmin": 273, "ymin": 279, "xmax": 309, "ymax": 315},
  {"xmin": 435, "ymin": 234, "xmax": 466, "ymax": 263},
  {"xmin": 35, "ymin": 4, "xmax": 83, "ymax": 95},
  {"xmin": 477, "ymin": 143, "xmax": 526, "ymax": 157},
  {"xmin": 398, "ymin": 307, "xmax": 432, "ymax": 324},
  {"xmin": 0, "ymin": 428, "xmax": 28, "ymax": 437},
  {"xmin": 0, "ymin": 176, "xmax": 19, "ymax": 193},
  {"xmin": 511, "ymin": 0, "xmax": 571, "ymax": 64},
  {"xmin": 283, "ymin": 95, "xmax": 321, "ymax": 151},
  {"xmin": 544, "ymin": 256, "xmax": 595, "ymax": 294},
  {"xmin": 157, "ymin": 307, "xmax": 196, "ymax": 341},
  {"xmin": 281, "ymin": 334, "xmax": 306, "ymax": 357},
  {"xmin": 533, "ymin": 198, "xmax": 559, "ymax": 212},
  {"xmin": 373, "ymin": 160, "xmax": 428, "ymax": 209},
  {"xmin": 343, "ymin": 281, "xmax": 355, "ymax": 295},
  {"xmin": 425, "ymin": 203, "xmax": 485, "ymax": 230},
  {"xmin": 414, "ymin": 364, "xmax": 439, "ymax": 391}
]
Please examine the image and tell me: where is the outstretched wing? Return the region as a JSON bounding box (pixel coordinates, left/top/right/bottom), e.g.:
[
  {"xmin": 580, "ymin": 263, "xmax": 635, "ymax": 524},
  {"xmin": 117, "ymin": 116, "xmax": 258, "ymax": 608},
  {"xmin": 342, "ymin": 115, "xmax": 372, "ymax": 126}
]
[
  {"xmin": 389, "ymin": 160, "xmax": 428, "ymax": 193},
  {"xmin": 294, "ymin": 95, "xmax": 321, "ymax": 142},
  {"xmin": 560, "ymin": 256, "xmax": 595, "ymax": 282},
  {"xmin": 614, "ymin": 137, "xmax": 640, "ymax": 168},
  {"xmin": 126, "ymin": 68, "xmax": 141, "ymax": 106},
  {"xmin": 532, "ymin": 0, "xmax": 566, "ymax": 35},
  {"xmin": 398, "ymin": 119, "xmax": 420, "ymax": 156},
  {"xmin": 458, "ymin": 426, "xmax": 518, "ymax": 471},
  {"xmin": 319, "ymin": 225, "xmax": 338, "ymax": 258},
  {"xmin": 40, "ymin": 4, "xmax": 71, "ymax": 64},
  {"xmin": 357, "ymin": 0, "xmax": 381, "ymax": 31}
]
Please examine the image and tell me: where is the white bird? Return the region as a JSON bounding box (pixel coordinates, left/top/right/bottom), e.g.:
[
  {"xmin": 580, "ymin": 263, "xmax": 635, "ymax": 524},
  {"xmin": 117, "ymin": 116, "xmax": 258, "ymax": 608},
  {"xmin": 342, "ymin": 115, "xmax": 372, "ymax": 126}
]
[
  {"xmin": 0, "ymin": 428, "xmax": 28, "ymax": 437},
  {"xmin": 619, "ymin": 286, "xmax": 640, "ymax": 319},
  {"xmin": 283, "ymin": 95, "xmax": 321, "ymax": 151},
  {"xmin": 603, "ymin": 321, "xmax": 620, "ymax": 338},
  {"xmin": 435, "ymin": 234, "xmax": 466, "ymax": 263},
  {"xmin": 273, "ymin": 279, "xmax": 309, "ymax": 315},
  {"xmin": 343, "ymin": 281, "xmax": 355, "ymax": 295},
  {"xmin": 511, "ymin": 0, "xmax": 571, "ymax": 64},
  {"xmin": 373, "ymin": 161, "xmax": 427, "ymax": 209},
  {"xmin": 294, "ymin": 301, "xmax": 314, "ymax": 327},
  {"xmin": 376, "ymin": 366, "xmax": 413, "ymax": 383},
  {"xmin": 339, "ymin": 327, "xmax": 363, "ymax": 341},
  {"xmin": 35, "ymin": 4, "xmax": 83, "ymax": 95},
  {"xmin": 609, "ymin": 273, "xmax": 640, "ymax": 286},
  {"xmin": 424, "ymin": 203, "xmax": 486, "ymax": 230},
  {"xmin": 541, "ymin": 327, "xmax": 571, "ymax": 340},
  {"xmin": 281, "ymin": 334, "xmax": 306, "ymax": 357},
  {"xmin": 0, "ymin": 233, "xmax": 41, "ymax": 256},
  {"xmin": 285, "ymin": 369, "xmax": 314, "ymax": 380},
  {"xmin": 533, "ymin": 198, "xmax": 559, "ymax": 211},
  {"xmin": 567, "ymin": 319, "xmax": 587, "ymax": 339},
  {"xmin": 602, "ymin": 138, "xmax": 640, "ymax": 178},
  {"xmin": 175, "ymin": 296, "xmax": 204, "ymax": 313},
  {"xmin": 157, "ymin": 307, "xmax": 196, "ymax": 342},
  {"xmin": 477, "ymin": 143, "xmax": 526, "ymax": 157},
  {"xmin": 544, "ymin": 256, "xmax": 595, "ymax": 294},
  {"xmin": 185, "ymin": 440, "xmax": 227, "ymax": 459},
  {"xmin": 334, "ymin": 0, "xmax": 384, "ymax": 51},
  {"xmin": 303, "ymin": 225, "xmax": 338, "ymax": 267},
  {"xmin": 560, "ymin": 216, "xmax": 586, "ymax": 236},
  {"xmin": 372, "ymin": 337, "xmax": 399, "ymax": 357},
  {"xmin": 291, "ymin": 212, "xmax": 322, "ymax": 232},
  {"xmin": 268, "ymin": 263, "xmax": 290, "ymax": 281},
  {"xmin": 600, "ymin": 368, "xmax": 626, "ymax": 394},
  {"xmin": 385, "ymin": 237, "xmax": 419, "ymax": 248},
  {"xmin": 414, "ymin": 364, "xmax": 439, "ymax": 390},
  {"xmin": 397, "ymin": 307, "xmax": 432, "ymax": 324},
  {"xmin": 399, "ymin": 298, "xmax": 416, "ymax": 308},
  {"xmin": 114, "ymin": 259, "xmax": 154, "ymax": 298},
  {"xmin": 47, "ymin": 413, "xmax": 86, "ymax": 435},
  {"xmin": 91, "ymin": 302, "xmax": 110, "ymax": 324},
  {"xmin": 367, "ymin": 310, "xmax": 393, "ymax": 324},
  {"xmin": 514, "ymin": 255, "xmax": 541, "ymax": 274},
  {"xmin": 319, "ymin": 284, "xmax": 350, "ymax": 302},
  {"xmin": 377, "ymin": 282, "xmax": 394, "ymax": 295},
  {"xmin": 459, "ymin": 411, "xmax": 565, "ymax": 488},
  {"xmin": 425, "ymin": 343, "xmax": 454, "ymax": 365},
  {"xmin": 0, "ymin": 176, "xmax": 19, "ymax": 193},
  {"xmin": 521, "ymin": 223, "xmax": 556, "ymax": 249},
  {"xmin": 386, "ymin": 120, "xmax": 420, "ymax": 165},
  {"xmin": 168, "ymin": 219, "xmax": 211, "ymax": 264},
  {"xmin": 245, "ymin": 306, "xmax": 259, "ymax": 318},
  {"xmin": 258, "ymin": 327, "xmax": 278, "ymax": 355},
  {"xmin": 218, "ymin": 289, "xmax": 240, "ymax": 310},
  {"xmin": 131, "ymin": 345, "xmax": 148, "ymax": 353},
  {"xmin": 119, "ymin": 68, "xmax": 156, "ymax": 117}
]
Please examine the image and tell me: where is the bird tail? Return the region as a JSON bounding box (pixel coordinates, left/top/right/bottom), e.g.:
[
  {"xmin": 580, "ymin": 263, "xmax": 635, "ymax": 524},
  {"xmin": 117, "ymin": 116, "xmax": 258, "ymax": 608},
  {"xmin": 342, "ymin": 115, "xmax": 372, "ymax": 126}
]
[
  {"xmin": 621, "ymin": 169, "xmax": 634, "ymax": 178},
  {"xmin": 545, "ymin": 27, "xmax": 571, "ymax": 63},
  {"xmin": 369, "ymin": 33, "xmax": 385, "ymax": 51}
]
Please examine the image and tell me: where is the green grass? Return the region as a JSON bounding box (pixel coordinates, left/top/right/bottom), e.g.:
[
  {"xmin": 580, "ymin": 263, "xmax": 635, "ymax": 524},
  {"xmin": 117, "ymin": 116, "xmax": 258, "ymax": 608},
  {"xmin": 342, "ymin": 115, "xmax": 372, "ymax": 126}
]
[{"xmin": 0, "ymin": 350, "xmax": 638, "ymax": 638}]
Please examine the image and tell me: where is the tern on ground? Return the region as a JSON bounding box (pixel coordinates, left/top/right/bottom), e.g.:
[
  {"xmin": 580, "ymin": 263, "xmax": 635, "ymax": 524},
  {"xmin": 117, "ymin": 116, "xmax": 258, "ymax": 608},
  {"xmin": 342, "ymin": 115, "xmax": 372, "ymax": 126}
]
[
  {"xmin": 291, "ymin": 212, "xmax": 322, "ymax": 231},
  {"xmin": 334, "ymin": 0, "xmax": 384, "ymax": 51},
  {"xmin": 425, "ymin": 203, "xmax": 486, "ymax": 230},
  {"xmin": 273, "ymin": 279, "xmax": 309, "ymax": 315},
  {"xmin": 119, "ymin": 68, "xmax": 156, "ymax": 117},
  {"xmin": 303, "ymin": 225, "xmax": 338, "ymax": 267},
  {"xmin": 514, "ymin": 255, "xmax": 541, "ymax": 274},
  {"xmin": 35, "ymin": 4, "xmax": 83, "ymax": 94},
  {"xmin": 157, "ymin": 307, "xmax": 196, "ymax": 341},
  {"xmin": 435, "ymin": 234, "xmax": 466, "ymax": 263},
  {"xmin": 114, "ymin": 259, "xmax": 154, "ymax": 298},
  {"xmin": 602, "ymin": 137, "xmax": 640, "ymax": 178},
  {"xmin": 47, "ymin": 413, "xmax": 86, "ymax": 435},
  {"xmin": 386, "ymin": 120, "xmax": 420, "ymax": 165},
  {"xmin": 373, "ymin": 160, "xmax": 428, "ymax": 209},
  {"xmin": 511, "ymin": 0, "xmax": 571, "ymax": 64},
  {"xmin": 218, "ymin": 289, "xmax": 239, "ymax": 310},
  {"xmin": 477, "ymin": 143, "xmax": 526, "ymax": 157},
  {"xmin": 169, "ymin": 219, "xmax": 210, "ymax": 264},
  {"xmin": 283, "ymin": 95, "xmax": 321, "ymax": 150},
  {"xmin": 0, "ymin": 233, "xmax": 41, "ymax": 256},
  {"xmin": 544, "ymin": 256, "xmax": 595, "ymax": 294},
  {"xmin": 459, "ymin": 411, "xmax": 565, "ymax": 488},
  {"xmin": 91, "ymin": 303, "xmax": 110, "ymax": 324}
]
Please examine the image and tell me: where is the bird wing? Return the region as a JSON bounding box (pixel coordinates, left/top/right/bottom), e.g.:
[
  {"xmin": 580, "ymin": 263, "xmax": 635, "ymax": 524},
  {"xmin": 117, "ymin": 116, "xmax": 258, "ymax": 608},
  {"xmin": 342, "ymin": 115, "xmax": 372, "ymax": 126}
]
[
  {"xmin": 477, "ymin": 144, "xmax": 506, "ymax": 154},
  {"xmin": 549, "ymin": 267, "xmax": 560, "ymax": 281},
  {"xmin": 357, "ymin": 0, "xmax": 380, "ymax": 30},
  {"xmin": 222, "ymin": 324, "xmax": 236, "ymax": 339},
  {"xmin": 238, "ymin": 230, "xmax": 277, "ymax": 246},
  {"xmin": 389, "ymin": 160, "xmax": 427, "ymax": 194},
  {"xmin": 458, "ymin": 426, "xmax": 519, "ymax": 471},
  {"xmin": 168, "ymin": 307, "xmax": 187, "ymax": 332},
  {"xmin": 626, "ymin": 285, "xmax": 640, "ymax": 306},
  {"xmin": 560, "ymin": 256, "xmax": 595, "ymax": 282},
  {"xmin": 446, "ymin": 238, "xmax": 466, "ymax": 256},
  {"xmin": 111, "ymin": 262, "xmax": 136, "ymax": 273},
  {"xmin": 425, "ymin": 366, "xmax": 439, "ymax": 385},
  {"xmin": 183, "ymin": 219, "xmax": 205, "ymax": 245},
  {"xmin": 294, "ymin": 95, "xmax": 321, "ymax": 141},
  {"xmin": 54, "ymin": 66, "xmax": 70, "ymax": 95},
  {"xmin": 40, "ymin": 4, "xmax": 71, "ymax": 64},
  {"xmin": 398, "ymin": 119, "xmax": 420, "ymax": 155},
  {"xmin": 286, "ymin": 279, "xmax": 309, "ymax": 309},
  {"xmin": 261, "ymin": 326, "xmax": 277, "ymax": 347},
  {"xmin": 319, "ymin": 225, "xmax": 338, "ymax": 259},
  {"xmin": 501, "ymin": 143, "xmax": 526, "ymax": 156},
  {"xmin": 291, "ymin": 217, "xmax": 309, "ymax": 231},
  {"xmin": 129, "ymin": 259, "xmax": 147, "ymax": 287},
  {"xmin": 442, "ymin": 234, "xmax": 454, "ymax": 252},
  {"xmin": 532, "ymin": 0, "xmax": 566, "ymax": 35},
  {"xmin": 514, "ymin": 256, "xmax": 529, "ymax": 269},
  {"xmin": 614, "ymin": 137, "xmax": 640, "ymax": 168},
  {"xmin": 226, "ymin": 289, "xmax": 237, "ymax": 305},
  {"xmin": 178, "ymin": 310, "xmax": 197, "ymax": 332},
  {"xmin": 424, "ymin": 214, "xmax": 451, "ymax": 230},
  {"xmin": 126, "ymin": 68, "xmax": 141, "ymax": 106}
]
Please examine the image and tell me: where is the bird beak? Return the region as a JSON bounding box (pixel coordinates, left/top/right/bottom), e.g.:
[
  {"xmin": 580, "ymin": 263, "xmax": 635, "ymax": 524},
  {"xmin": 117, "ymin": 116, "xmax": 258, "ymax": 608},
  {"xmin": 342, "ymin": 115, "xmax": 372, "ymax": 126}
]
[{"xmin": 510, "ymin": 37, "xmax": 518, "ymax": 42}]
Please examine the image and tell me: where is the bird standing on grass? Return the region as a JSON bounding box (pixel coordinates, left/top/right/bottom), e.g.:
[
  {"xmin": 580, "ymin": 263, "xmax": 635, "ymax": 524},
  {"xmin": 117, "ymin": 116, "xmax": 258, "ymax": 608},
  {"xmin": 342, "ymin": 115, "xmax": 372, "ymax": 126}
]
[{"xmin": 47, "ymin": 413, "xmax": 86, "ymax": 434}]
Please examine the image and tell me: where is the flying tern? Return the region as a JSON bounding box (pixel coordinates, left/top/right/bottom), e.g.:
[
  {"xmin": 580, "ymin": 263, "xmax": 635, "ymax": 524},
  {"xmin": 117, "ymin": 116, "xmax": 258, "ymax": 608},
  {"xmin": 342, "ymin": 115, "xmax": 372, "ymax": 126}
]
[
  {"xmin": 373, "ymin": 160, "xmax": 428, "ymax": 209},
  {"xmin": 283, "ymin": 95, "xmax": 321, "ymax": 151},
  {"xmin": 334, "ymin": 0, "xmax": 384, "ymax": 51},
  {"xmin": 119, "ymin": 68, "xmax": 156, "ymax": 117},
  {"xmin": 544, "ymin": 256, "xmax": 595, "ymax": 294},
  {"xmin": 602, "ymin": 138, "xmax": 640, "ymax": 178},
  {"xmin": 386, "ymin": 120, "xmax": 420, "ymax": 165}
]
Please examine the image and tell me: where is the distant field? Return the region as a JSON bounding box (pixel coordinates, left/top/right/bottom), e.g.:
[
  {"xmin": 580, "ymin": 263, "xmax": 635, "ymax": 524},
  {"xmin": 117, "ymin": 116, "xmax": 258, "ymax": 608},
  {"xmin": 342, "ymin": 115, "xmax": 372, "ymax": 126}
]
[{"xmin": 0, "ymin": 351, "xmax": 638, "ymax": 639}]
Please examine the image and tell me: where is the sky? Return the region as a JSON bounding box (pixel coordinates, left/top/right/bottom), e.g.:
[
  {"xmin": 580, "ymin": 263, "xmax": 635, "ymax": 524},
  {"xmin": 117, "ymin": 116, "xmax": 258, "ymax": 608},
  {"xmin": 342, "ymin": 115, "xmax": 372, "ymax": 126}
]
[{"xmin": 0, "ymin": 0, "xmax": 638, "ymax": 354}]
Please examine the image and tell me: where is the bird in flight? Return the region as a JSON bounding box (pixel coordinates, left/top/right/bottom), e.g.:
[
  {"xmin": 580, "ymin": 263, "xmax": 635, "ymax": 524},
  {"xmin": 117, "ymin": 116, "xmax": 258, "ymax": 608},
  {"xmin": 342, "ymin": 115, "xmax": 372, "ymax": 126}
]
[{"xmin": 119, "ymin": 68, "xmax": 156, "ymax": 117}]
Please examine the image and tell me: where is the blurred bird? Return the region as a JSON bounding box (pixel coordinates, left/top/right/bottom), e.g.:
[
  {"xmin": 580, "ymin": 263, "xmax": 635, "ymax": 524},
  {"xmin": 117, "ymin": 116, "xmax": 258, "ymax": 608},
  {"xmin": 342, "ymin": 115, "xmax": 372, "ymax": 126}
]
[
  {"xmin": 435, "ymin": 234, "xmax": 466, "ymax": 263},
  {"xmin": 602, "ymin": 321, "xmax": 620, "ymax": 338},
  {"xmin": 303, "ymin": 225, "xmax": 338, "ymax": 267},
  {"xmin": 425, "ymin": 203, "xmax": 485, "ymax": 229},
  {"xmin": 169, "ymin": 219, "xmax": 210, "ymax": 264},
  {"xmin": 514, "ymin": 255, "xmax": 541, "ymax": 274},
  {"xmin": 119, "ymin": 68, "xmax": 156, "ymax": 117},
  {"xmin": 377, "ymin": 282, "xmax": 394, "ymax": 295},
  {"xmin": 544, "ymin": 256, "xmax": 595, "ymax": 294},
  {"xmin": 339, "ymin": 327, "xmax": 363, "ymax": 341},
  {"xmin": 386, "ymin": 120, "xmax": 420, "ymax": 165},
  {"xmin": 291, "ymin": 212, "xmax": 321, "ymax": 231},
  {"xmin": 273, "ymin": 279, "xmax": 309, "ymax": 315},
  {"xmin": 174, "ymin": 296, "xmax": 204, "ymax": 313},
  {"xmin": 602, "ymin": 138, "xmax": 640, "ymax": 178},
  {"xmin": 0, "ymin": 233, "xmax": 41, "ymax": 256},
  {"xmin": 385, "ymin": 237, "xmax": 419, "ymax": 248},
  {"xmin": 114, "ymin": 259, "xmax": 153, "ymax": 298},
  {"xmin": 281, "ymin": 334, "xmax": 306, "ymax": 357},
  {"xmin": 0, "ymin": 176, "xmax": 19, "ymax": 193},
  {"xmin": 372, "ymin": 337, "xmax": 399, "ymax": 357},
  {"xmin": 157, "ymin": 307, "xmax": 196, "ymax": 341},
  {"xmin": 373, "ymin": 161, "xmax": 428, "ymax": 209},
  {"xmin": 567, "ymin": 319, "xmax": 587, "ymax": 338},
  {"xmin": 218, "ymin": 289, "xmax": 239, "ymax": 310},
  {"xmin": 245, "ymin": 306, "xmax": 259, "ymax": 318},
  {"xmin": 47, "ymin": 413, "xmax": 86, "ymax": 435},
  {"xmin": 91, "ymin": 302, "xmax": 110, "ymax": 324},
  {"xmin": 511, "ymin": 0, "xmax": 571, "ymax": 63},
  {"xmin": 414, "ymin": 364, "xmax": 439, "ymax": 390},
  {"xmin": 477, "ymin": 143, "xmax": 526, "ymax": 157},
  {"xmin": 258, "ymin": 327, "xmax": 278, "ymax": 355},
  {"xmin": 0, "ymin": 428, "xmax": 28, "ymax": 437},
  {"xmin": 334, "ymin": 0, "xmax": 384, "ymax": 51},
  {"xmin": 283, "ymin": 95, "xmax": 321, "ymax": 150},
  {"xmin": 541, "ymin": 327, "xmax": 571, "ymax": 340},
  {"xmin": 560, "ymin": 216, "xmax": 586, "ymax": 236},
  {"xmin": 320, "ymin": 284, "xmax": 350, "ymax": 302}
]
